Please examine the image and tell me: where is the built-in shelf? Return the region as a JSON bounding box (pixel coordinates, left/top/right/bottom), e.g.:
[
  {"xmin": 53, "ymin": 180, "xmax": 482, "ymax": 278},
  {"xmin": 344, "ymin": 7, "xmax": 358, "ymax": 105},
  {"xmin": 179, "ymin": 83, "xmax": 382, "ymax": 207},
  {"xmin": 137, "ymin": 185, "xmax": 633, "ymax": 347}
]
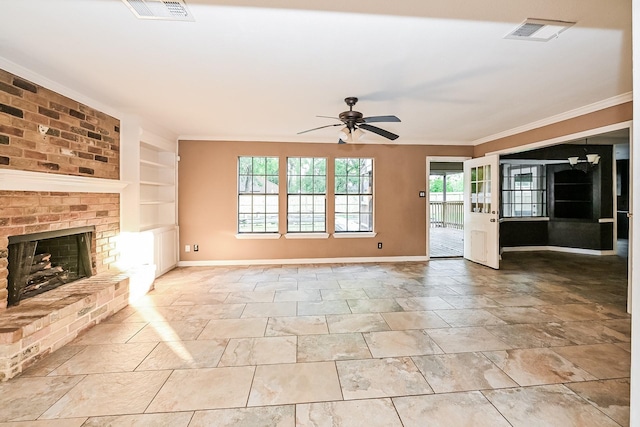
[
  {"xmin": 138, "ymin": 138, "xmax": 177, "ymax": 231},
  {"xmin": 551, "ymin": 169, "xmax": 593, "ymax": 220},
  {"xmin": 140, "ymin": 180, "xmax": 173, "ymax": 187},
  {"xmin": 121, "ymin": 123, "xmax": 179, "ymax": 278},
  {"xmin": 140, "ymin": 159, "xmax": 173, "ymax": 169}
]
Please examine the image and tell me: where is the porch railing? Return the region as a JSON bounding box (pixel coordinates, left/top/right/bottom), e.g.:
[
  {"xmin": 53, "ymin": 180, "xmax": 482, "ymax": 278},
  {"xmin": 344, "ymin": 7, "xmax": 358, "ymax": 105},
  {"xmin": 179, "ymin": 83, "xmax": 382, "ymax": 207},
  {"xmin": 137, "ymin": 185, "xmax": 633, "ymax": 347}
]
[{"xmin": 430, "ymin": 201, "xmax": 464, "ymax": 229}]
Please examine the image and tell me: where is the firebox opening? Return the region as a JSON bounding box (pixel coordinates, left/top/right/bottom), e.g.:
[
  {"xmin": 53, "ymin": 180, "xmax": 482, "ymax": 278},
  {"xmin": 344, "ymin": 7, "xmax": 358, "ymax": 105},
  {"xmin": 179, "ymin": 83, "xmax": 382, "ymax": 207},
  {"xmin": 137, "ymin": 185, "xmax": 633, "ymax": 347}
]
[{"xmin": 7, "ymin": 226, "xmax": 95, "ymax": 306}]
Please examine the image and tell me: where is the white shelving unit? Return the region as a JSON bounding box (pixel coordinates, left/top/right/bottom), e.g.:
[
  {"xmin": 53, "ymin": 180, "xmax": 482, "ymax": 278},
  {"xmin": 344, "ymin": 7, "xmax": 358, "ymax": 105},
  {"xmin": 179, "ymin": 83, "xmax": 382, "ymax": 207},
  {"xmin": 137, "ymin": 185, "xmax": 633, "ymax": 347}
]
[
  {"xmin": 139, "ymin": 141, "xmax": 177, "ymax": 231},
  {"xmin": 121, "ymin": 120, "xmax": 178, "ymax": 277}
]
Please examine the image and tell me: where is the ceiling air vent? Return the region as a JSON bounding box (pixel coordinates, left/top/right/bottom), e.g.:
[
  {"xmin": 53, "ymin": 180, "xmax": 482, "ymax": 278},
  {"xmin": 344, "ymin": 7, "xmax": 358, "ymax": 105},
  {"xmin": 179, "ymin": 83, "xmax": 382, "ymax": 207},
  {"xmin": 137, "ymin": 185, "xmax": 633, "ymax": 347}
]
[
  {"xmin": 504, "ymin": 19, "xmax": 575, "ymax": 42},
  {"xmin": 122, "ymin": 0, "xmax": 194, "ymax": 21}
]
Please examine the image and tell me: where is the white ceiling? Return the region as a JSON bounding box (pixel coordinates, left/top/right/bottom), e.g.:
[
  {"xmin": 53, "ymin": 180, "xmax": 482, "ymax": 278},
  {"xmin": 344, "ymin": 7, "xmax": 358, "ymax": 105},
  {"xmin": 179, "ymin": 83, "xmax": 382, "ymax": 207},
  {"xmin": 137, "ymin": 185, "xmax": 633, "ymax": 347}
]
[{"xmin": 0, "ymin": 0, "xmax": 631, "ymax": 145}]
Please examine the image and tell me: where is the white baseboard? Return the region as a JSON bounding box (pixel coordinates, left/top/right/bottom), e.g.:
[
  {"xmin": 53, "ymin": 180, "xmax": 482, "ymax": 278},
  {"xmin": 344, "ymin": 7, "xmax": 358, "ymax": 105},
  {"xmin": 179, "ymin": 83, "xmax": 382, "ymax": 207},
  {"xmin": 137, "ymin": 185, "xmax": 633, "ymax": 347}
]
[
  {"xmin": 177, "ymin": 255, "xmax": 429, "ymax": 267},
  {"xmin": 502, "ymin": 246, "xmax": 616, "ymax": 256}
]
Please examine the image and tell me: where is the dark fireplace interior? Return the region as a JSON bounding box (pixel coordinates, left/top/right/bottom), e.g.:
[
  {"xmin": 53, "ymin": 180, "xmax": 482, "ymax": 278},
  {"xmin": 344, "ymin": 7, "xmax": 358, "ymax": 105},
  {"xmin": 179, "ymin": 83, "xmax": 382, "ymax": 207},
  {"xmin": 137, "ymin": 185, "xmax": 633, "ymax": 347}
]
[{"xmin": 7, "ymin": 226, "xmax": 95, "ymax": 306}]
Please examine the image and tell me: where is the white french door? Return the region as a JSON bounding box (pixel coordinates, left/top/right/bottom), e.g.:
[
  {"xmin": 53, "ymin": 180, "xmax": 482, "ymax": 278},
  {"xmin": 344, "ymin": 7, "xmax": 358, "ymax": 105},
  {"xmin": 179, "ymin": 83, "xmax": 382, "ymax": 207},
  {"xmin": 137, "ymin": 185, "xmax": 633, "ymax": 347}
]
[{"xmin": 463, "ymin": 155, "xmax": 500, "ymax": 269}]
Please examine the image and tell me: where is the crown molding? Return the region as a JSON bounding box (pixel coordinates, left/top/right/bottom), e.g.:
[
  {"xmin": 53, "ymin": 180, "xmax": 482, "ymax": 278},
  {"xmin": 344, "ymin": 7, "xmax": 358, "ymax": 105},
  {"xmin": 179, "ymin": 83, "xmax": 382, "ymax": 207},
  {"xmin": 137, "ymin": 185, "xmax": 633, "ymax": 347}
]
[{"xmin": 472, "ymin": 92, "xmax": 633, "ymax": 146}]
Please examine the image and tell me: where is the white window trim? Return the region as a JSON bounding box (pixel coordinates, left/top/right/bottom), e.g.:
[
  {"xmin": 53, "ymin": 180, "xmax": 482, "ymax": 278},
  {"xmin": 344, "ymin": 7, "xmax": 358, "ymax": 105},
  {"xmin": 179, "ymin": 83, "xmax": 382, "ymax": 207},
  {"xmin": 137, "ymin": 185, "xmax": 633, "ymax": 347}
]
[
  {"xmin": 235, "ymin": 233, "xmax": 281, "ymax": 240},
  {"xmin": 333, "ymin": 232, "xmax": 377, "ymax": 239},
  {"xmin": 284, "ymin": 233, "xmax": 330, "ymax": 239}
]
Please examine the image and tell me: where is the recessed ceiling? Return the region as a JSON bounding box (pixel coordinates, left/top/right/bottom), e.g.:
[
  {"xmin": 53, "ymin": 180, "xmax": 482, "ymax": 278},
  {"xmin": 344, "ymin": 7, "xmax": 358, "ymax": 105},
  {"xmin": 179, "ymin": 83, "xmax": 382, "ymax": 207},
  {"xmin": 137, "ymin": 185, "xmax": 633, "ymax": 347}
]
[{"xmin": 0, "ymin": 0, "xmax": 631, "ymax": 145}]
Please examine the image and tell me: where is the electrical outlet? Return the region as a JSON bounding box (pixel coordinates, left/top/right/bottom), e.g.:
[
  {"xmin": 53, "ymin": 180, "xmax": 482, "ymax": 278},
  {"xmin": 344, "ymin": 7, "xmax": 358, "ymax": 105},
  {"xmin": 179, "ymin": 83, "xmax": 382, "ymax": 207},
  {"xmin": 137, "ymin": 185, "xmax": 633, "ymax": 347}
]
[
  {"xmin": 377, "ymin": 242, "xmax": 383, "ymax": 249},
  {"xmin": 185, "ymin": 245, "xmax": 191, "ymax": 252},
  {"xmin": 194, "ymin": 244, "xmax": 199, "ymax": 252}
]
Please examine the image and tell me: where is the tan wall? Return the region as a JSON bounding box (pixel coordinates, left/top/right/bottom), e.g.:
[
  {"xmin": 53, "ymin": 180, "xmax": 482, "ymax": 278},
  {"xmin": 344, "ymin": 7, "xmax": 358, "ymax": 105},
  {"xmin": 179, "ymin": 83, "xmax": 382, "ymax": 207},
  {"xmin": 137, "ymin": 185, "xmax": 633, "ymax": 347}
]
[
  {"xmin": 179, "ymin": 140, "xmax": 473, "ymax": 261},
  {"xmin": 474, "ymin": 102, "xmax": 632, "ymax": 157}
]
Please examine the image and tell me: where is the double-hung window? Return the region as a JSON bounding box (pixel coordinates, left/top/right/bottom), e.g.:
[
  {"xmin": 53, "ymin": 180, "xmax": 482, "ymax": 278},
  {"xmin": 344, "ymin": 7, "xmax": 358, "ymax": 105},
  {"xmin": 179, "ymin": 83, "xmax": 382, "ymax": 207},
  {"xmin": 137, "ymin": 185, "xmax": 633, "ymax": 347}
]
[
  {"xmin": 287, "ymin": 157, "xmax": 326, "ymax": 232},
  {"xmin": 334, "ymin": 158, "xmax": 373, "ymax": 232},
  {"xmin": 501, "ymin": 164, "xmax": 546, "ymax": 217},
  {"xmin": 238, "ymin": 156, "xmax": 279, "ymax": 233}
]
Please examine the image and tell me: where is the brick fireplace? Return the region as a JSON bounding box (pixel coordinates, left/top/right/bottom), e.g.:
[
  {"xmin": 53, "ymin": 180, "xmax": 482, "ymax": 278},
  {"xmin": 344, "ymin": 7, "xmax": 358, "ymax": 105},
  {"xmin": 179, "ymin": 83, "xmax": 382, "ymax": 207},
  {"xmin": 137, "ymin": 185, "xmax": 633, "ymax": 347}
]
[{"xmin": 0, "ymin": 68, "xmax": 139, "ymax": 380}]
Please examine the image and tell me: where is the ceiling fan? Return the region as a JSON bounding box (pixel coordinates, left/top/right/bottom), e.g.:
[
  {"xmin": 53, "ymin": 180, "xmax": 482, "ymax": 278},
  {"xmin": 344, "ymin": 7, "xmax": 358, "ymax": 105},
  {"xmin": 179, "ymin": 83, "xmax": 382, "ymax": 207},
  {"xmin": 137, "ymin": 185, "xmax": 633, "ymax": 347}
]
[{"xmin": 298, "ymin": 97, "xmax": 401, "ymax": 144}]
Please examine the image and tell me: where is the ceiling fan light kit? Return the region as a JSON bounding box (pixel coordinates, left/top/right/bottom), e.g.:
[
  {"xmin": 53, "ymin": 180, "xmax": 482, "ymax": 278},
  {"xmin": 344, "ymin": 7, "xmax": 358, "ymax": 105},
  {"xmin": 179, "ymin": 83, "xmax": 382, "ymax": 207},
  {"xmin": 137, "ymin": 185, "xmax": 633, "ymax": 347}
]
[{"xmin": 299, "ymin": 97, "xmax": 401, "ymax": 144}]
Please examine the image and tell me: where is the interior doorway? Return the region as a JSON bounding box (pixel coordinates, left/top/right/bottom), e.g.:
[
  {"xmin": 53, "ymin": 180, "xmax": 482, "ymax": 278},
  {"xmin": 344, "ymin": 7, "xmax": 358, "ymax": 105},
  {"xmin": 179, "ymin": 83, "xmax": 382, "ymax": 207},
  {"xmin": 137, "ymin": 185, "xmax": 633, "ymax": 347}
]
[{"xmin": 428, "ymin": 161, "xmax": 464, "ymax": 258}]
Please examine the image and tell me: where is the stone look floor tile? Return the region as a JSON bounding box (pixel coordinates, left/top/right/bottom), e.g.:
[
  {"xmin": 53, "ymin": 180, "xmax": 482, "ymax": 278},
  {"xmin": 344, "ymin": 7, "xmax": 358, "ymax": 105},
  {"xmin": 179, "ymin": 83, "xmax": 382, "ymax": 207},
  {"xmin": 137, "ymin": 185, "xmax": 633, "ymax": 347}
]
[
  {"xmin": 433, "ymin": 309, "xmax": 506, "ymax": 327},
  {"xmin": 225, "ymin": 291, "xmax": 275, "ymax": 304},
  {"xmin": 489, "ymin": 294, "xmax": 548, "ymax": 307},
  {"xmin": 274, "ymin": 289, "xmax": 321, "ymax": 302},
  {"xmin": 485, "ymin": 323, "xmax": 574, "ymax": 348},
  {"xmin": 0, "ymin": 419, "xmax": 88, "ymax": 427},
  {"xmin": 412, "ymin": 352, "xmax": 517, "ymax": 393},
  {"xmin": 48, "ymin": 342, "xmax": 157, "ymax": 375},
  {"xmin": 40, "ymin": 371, "xmax": 171, "ymax": 419},
  {"xmin": 146, "ymin": 367, "xmax": 255, "ymax": 412},
  {"xmin": 297, "ymin": 300, "xmax": 351, "ymax": 316},
  {"xmin": 127, "ymin": 320, "xmax": 208, "ymax": 342},
  {"xmin": 296, "ymin": 399, "xmax": 403, "ymax": 427},
  {"xmin": 241, "ymin": 302, "xmax": 297, "ymax": 318},
  {"xmin": 171, "ymin": 293, "xmax": 229, "ymax": 305},
  {"xmin": 363, "ymin": 330, "xmax": 443, "ymax": 358},
  {"xmin": 483, "ymin": 384, "xmax": 621, "ymax": 427},
  {"xmin": 0, "ymin": 255, "xmax": 629, "ymax": 426},
  {"xmin": 136, "ymin": 339, "xmax": 228, "ymax": 370},
  {"xmin": 70, "ymin": 322, "xmax": 147, "ymax": 345},
  {"xmin": 559, "ymin": 320, "xmax": 630, "ymax": 345},
  {"xmin": 189, "ymin": 406, "xmax": 295, "ymax": 427},
  {"xmin": 82, "ymin": 412, "xmax": 193, "ymax": 427},
  {"xmin": 265, "ymin": 315, "xmax": 328, "ymax": 336},
  {"xmin": 198, "ymin": 317, "xmax": 267, "ymax": 339},
  {"xmin": 426, "ymin": 327, "xmax": 512, "ymax": 353},
  {"xmin": 394, "ymin": 296, "xmax": 455, "ymax": 311},
  {"xmin": 320, "ymin": 289, "xmax": 369, "ymax": 300},
  {"xmin": 537, "ymin": 303, "xmax": 613, "ymax": 321},
  {"xmin": 552, "ymin": 343, "xmax": 631, "ymax": 379},
  {"xmin": 566, "ymin": 378, "xmax": 630, "ymax": 426},
  {"xmin": 485, "ymin": 307, "xmax": 562, "ymax": 324},
  {"xmin": 381, "ymin": 311, "xmax": 449, "ymax": 330},
  {"xmin": 483, "ymin": 348, "xmax": 596, "ymax": 386},
  {"xmin": 219, "ymin": 336, "xmax": 297, "ymax": 366},
  {"xmin": 20, "ymin": 346, "xmax": 85, "ymax": 377},
  {"xmin": 175, "ymin": 304, "xmax": 246, "ymax": 320},
  {"xmin": 326, "ymin": 313, "xmax": 391, "ymax": 333},
  {"xmin": 393, "ymin": 391, "xmax": 511, "ymax": 427},
  {"xmin": 440, "ymin": 296, "xmax": 501, "ymax": 309},
  {"xmin": 298, "ymin": 333, "xmax": 371, "ymax": 361},
  {"xmin": 254, "ymin": 281, "xmax": 298, "ymax": 292},
  {"xmin": 0, "ymin": 376, "xmax": 84, "ymax": 422},
  {"xmin": 248, "ymin": 362, "xmax": 342, "ymax": 406},
  {"xmin": 336, "ymin": 357, "xmax": 433, "ymax": 399}
]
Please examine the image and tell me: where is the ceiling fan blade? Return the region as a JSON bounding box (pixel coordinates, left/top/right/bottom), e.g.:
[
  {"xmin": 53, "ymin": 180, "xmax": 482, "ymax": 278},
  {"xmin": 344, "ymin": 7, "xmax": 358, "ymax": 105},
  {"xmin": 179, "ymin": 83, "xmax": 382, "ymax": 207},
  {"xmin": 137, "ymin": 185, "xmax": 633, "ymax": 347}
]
[
  {"xmin": 363, "ymin": 115, "xmax": 401, "ymax": 123},
  {"xmin": 359, "ymin": 123, "xmax": 399, "ymax": 140},
  {"xmin": 297, "ymin": 123, "xmax": 343, "ymax": 135},
  {"xmin": 317, "ymin": 115, "xmax": 340, "ymax": 120}
]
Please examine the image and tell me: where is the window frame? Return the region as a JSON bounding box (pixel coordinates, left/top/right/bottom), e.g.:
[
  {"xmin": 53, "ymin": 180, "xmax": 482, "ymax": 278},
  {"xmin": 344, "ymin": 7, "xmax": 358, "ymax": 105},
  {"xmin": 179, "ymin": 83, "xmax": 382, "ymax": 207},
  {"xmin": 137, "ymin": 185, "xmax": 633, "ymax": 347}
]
[
  {"xmin": 286, "ymin": 157, "xmax": 327, "ymax": 233},
  {"xmin": 237, "ymin": 156, "xmax": 280, "ymax": 234},
  {"xmin": 501, "ymin": 163, "xmax": 547, "ymax": 218},
  {"xmin": 334, "ymin": 157, "xmax": 374, "ymax": 233}
]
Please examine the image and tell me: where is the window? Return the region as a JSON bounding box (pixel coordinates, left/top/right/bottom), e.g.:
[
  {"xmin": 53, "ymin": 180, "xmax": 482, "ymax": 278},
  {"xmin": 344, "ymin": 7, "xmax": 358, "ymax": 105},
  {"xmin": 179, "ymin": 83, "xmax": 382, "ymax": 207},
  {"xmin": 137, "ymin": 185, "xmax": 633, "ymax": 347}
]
[
  {"xmin": 287, "ymin": 157, "xmax": 326, "ymax": 232},
  {"xmin": 335, "ymin": 158, "xmax": 373, "ymax": 232},
  {"xmin": 238, "ymin": 156, "xmax": 279, "ymax": 233},
  {"xmin": 501, "ymin": 164, "xmax": 546, "ymax": 217}
]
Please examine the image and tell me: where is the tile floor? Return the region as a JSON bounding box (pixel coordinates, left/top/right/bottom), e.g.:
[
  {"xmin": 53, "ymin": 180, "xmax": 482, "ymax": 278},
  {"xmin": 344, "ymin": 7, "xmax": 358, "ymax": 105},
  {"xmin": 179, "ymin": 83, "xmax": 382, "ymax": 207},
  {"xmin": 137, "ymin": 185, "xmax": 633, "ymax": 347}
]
[{"xmin": 0, "ymin": 252, "xmax": 631, "ymax": 426}]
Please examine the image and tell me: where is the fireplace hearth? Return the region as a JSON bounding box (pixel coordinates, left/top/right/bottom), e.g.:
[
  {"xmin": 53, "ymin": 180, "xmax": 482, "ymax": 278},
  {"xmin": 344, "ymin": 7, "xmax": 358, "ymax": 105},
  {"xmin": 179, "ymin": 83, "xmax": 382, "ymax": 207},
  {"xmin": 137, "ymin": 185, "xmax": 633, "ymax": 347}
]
[{"xmin": 7, "ymin": 226, "xmax": 95, "ymax": 306}]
